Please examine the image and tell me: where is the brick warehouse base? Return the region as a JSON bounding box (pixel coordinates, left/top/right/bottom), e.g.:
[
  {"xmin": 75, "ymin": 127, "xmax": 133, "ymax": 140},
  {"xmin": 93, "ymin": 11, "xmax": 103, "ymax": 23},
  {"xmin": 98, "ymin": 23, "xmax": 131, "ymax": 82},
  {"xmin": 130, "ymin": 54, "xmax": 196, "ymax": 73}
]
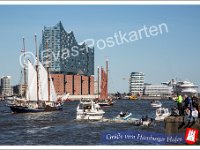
[{"xmin": 50, "ymin": 74, "xmax": 94, "ymax": 95}]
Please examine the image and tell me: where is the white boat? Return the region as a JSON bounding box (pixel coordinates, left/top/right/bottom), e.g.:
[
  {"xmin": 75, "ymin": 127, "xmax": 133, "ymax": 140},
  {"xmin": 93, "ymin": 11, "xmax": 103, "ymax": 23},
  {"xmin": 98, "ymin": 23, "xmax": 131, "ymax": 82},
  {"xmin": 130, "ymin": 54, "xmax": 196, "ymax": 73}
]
[
  {"xmin": 76, "ymin": 99, "xmax": 105, "ymax": 121},
  {"xmin": 111, "ymin": 112, "xmax": 141, "ymax": 124},
  {"xmin": 113, "ymin": 112, "xmax": 134, "ymax": 120},
  {"xmin": 110, "ymin": 112, "xmax": 153, "ymax": 126},
  {"xmin": 150, "ymin": 100, "xmax": 162, "ymax": 108},
  {"xmin": 155, "ymin": 107, "xmax": 171, "ymax": 121}
]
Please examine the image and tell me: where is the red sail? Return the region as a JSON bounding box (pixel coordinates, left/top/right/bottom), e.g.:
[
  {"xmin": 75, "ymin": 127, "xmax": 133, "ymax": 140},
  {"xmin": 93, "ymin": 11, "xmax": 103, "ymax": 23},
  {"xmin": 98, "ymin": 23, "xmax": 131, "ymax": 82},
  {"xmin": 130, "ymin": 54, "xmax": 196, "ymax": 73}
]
[{"xmin": 100, "ymin": 67, "xmax": 108, "ymax": 100}]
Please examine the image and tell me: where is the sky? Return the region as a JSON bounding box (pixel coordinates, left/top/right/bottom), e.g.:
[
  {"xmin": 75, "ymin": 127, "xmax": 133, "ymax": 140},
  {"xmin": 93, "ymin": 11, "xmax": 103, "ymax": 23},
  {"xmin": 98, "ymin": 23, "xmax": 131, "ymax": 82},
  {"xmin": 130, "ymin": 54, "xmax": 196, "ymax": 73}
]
[{"xmin": 0, "ymin": 5, "xmax": 200, "ymax": 93}]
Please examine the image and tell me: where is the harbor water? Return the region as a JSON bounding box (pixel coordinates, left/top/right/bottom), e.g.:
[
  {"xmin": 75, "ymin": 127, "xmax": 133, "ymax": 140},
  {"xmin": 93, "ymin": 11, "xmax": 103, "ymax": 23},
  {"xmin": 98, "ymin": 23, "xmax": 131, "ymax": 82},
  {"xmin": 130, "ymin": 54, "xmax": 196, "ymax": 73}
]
[{"xmin": 0, "ymin": 99, "xmax": 177, "ymax": 145}]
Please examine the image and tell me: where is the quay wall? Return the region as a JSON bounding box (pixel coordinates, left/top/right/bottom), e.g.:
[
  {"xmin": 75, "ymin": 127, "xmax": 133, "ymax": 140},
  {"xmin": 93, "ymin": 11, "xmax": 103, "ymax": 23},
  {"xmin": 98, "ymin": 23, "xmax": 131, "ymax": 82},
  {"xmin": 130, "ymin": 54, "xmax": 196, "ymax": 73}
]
[{"xmin": 164, "ymin": 116, "xmax": 200, "ymax": 144}]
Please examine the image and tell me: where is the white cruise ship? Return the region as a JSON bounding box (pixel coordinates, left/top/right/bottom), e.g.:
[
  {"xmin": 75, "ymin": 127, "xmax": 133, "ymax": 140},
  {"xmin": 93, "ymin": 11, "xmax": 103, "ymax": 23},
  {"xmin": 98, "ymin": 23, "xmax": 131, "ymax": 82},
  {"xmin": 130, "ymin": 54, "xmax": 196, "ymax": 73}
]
[{"xmin": 177, "ymin": 81, "xmax": 198, "ymax": 96}]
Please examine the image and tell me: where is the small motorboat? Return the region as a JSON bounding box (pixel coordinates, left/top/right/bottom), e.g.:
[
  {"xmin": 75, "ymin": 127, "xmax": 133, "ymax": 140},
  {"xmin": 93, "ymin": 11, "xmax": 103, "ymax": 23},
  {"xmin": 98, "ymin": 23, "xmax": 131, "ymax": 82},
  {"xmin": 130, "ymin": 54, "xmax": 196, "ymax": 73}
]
[
  {"xmin": 140, "ymin": 115, "xmax": 154, "ymax": 126},
  {"xmin": 103, "ymin": 112, "xmax": 153, "ymax": 126},
  {"xmin": 114, "ymin": 112, "xmax": 134, "ymax": 120},
  {"xmin": 76, "ymin": 99, "xmax": 105, "ymax": 121},
  {"xmin": 97, "ymin": 99, "xmax": 114, "ymax": 107},
  {"xmin": 150, "ymin": 100, "xmax": 162, "ymax": 108},
  {"xmin": 111, "ymin": 112, "xmax": 140, "ymax": 124},
  {"xmin": 112, "ymin": 112, "xmax": 153, "ymax": 126},
  {"xmin": 155, "ymin": 107, "xmax": 171, "ymax": 121}
]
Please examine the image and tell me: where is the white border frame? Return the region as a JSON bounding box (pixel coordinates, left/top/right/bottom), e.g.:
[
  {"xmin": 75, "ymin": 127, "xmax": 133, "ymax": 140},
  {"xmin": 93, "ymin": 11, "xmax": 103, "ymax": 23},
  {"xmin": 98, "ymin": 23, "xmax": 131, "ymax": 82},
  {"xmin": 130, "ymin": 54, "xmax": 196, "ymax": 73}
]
[
  {"xmin": 0, "ymin": 1, "xmax": 199, "ymax": 149},
  {"xmin": 0, "ymin": 1, "xmax": 199, "ymax": 5}
]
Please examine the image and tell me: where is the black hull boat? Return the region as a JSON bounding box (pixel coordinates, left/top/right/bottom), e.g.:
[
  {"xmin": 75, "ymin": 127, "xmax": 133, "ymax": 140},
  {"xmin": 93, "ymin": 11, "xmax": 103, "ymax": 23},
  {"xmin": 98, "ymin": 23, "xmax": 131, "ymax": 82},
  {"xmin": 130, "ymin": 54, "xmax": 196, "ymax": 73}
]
[
  {"xmin": 45, "ymin": 105, "xmax": 63, "ymax": 111},
  {"xmin": 97, "ymin": 99, "xmax": 114, "ymax": 107},
  {"xmin": 98, "ymin": 102, "xmax": 114, "ymax": 107},
  {"xmin": 9, "ymin": 105, "xmax": 45, "ymax": 113},
  {"xmin": 9, "ymin": 105, "xmax": 62, "ymax": 113}
]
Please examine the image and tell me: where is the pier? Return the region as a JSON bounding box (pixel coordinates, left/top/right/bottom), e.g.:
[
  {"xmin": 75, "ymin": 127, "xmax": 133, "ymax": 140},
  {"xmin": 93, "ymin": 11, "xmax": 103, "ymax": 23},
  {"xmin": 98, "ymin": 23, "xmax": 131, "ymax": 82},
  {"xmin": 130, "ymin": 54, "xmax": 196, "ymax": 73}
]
[
  {"xmin": 164, "ymin": 116, "xmax": 200, "ymax": 144},
  {"xmin": 164, "ymin": 98, "xmax": 200, "ymax": 144}
]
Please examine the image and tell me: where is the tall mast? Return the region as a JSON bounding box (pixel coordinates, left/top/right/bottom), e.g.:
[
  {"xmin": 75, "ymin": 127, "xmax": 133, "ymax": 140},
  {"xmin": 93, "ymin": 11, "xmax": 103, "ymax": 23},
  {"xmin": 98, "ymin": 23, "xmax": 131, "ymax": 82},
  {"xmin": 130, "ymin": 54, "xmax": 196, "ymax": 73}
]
[
  {"xmin": 46, "ymin": 42, "xmax": 50, "ymax": 101},
  {"xmin": 97, "ymin": 66, "xmax": 100, "ymax": 99},
  {"xmin": 22, "ymin": 37, "xmax": 27, "ymax": 97},
  {"xmin": 106, "ymin": 59, "xmax": 108, "ymax": 78},
  {"xmin": 106, "ymin": 59, "xmax": 108, "ymax": 98},
  {"xmin": 34, "ymin": 34, "xmax": 39, "ymax": 102}
]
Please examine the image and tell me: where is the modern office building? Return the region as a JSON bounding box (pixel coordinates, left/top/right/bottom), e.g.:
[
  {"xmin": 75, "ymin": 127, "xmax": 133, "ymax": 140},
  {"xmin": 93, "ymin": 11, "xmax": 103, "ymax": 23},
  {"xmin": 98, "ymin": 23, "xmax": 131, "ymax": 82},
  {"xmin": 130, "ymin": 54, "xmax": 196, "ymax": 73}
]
[
  {"xmin": 39, "ymin": 21, "xmax": 94, "ymax": 76},
  {"xmin": 0, "ymin": 76, "xmax": 13, "ymax": 97},
  {"xmin": 12, "ymin": 84, "xmax": 26, "ymax": 97},
  {"xmin": 143, "ymin": 84, "xmax": 173, "ymax": 97},
  {"xmin": 129, "ymin": 72, "xmax": 144, "ymax": 96}
]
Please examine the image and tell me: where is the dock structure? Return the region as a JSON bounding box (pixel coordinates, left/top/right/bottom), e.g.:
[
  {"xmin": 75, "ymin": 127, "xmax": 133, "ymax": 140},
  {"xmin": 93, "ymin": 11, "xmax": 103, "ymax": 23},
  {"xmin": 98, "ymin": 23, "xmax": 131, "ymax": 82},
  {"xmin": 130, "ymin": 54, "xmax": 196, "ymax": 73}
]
[
  {"xmin": 165, "ymin": 116, "xmax": 200, "ymax": 132},
  {"xmin": 164, "ymin": 116, "xmax": 200, "ymax": 144},
  {"xmin": 164, "ymin": 99, "xmax": 200, "ymax": 145},
  {"xmin": 165, "ymin": 98, "xmax": 200, "ymax": 144}
]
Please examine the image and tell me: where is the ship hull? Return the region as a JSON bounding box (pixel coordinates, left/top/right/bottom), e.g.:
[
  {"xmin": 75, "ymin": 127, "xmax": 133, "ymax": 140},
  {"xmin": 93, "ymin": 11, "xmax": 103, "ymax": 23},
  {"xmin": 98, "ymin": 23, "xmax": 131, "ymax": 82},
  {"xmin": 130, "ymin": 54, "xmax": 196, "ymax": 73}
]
[
  {"xmin": 76, "ymin": 112, "xmax": 104, "ymax": 121},
  {"xmin": 98, "ymin": 102, "xmax": 114, "ymax": 107},
  {"xmin": 9, "ymin": 105, "xmax": 62, "ymax": 113},
  {"xmin": 98, "ymin": 103, "xmax": 113, "ymax": 107}
]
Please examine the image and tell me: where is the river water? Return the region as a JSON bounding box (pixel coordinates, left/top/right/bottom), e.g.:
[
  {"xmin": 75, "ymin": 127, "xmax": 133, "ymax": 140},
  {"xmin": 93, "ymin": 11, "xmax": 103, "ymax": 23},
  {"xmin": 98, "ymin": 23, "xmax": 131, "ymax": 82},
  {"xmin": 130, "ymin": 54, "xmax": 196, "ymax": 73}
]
[{"xmin": 0, "ymin": 99, "xmax": 179, "ymax": 145}]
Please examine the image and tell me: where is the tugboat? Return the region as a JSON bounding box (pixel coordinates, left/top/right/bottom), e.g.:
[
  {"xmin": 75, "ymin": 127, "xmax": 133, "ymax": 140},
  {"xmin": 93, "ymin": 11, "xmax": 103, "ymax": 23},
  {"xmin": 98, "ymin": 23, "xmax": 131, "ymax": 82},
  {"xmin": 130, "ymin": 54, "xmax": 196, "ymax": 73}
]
[
  {"xmin": 6, "ymin": 36, "xmax": 63, "ymax": 113},
  {"xmin": 76, "ymin": 99, "xmax": 105, "ymax": 121}
]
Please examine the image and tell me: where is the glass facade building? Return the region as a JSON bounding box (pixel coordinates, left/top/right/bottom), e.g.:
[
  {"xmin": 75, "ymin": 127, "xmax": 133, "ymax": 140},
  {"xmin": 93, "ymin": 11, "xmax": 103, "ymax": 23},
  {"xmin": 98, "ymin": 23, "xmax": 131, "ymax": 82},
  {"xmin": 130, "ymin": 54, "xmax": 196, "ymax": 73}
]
[
  {"xmin": 129, "ymin": 72, "xmax": 144, "ymax": 96},
  {"xmin": 39, "ymin": 21, "xmax": 94, "ymax": 76},
  {"xmin": 0, "ymin": 76, "xmax": 13, "ymax": 96}
]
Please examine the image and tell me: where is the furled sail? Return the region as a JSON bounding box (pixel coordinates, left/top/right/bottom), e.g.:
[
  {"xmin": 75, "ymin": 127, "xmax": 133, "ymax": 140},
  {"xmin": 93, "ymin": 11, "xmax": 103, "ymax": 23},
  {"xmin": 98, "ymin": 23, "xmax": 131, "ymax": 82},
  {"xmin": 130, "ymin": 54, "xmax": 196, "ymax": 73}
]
[
  {"xmin": 26, "ymin": 60, "xmax": 37, "ymax": 101},
  {"xmin": 100, "ymin": 67, "xmax": 108, "ymax": 99}
]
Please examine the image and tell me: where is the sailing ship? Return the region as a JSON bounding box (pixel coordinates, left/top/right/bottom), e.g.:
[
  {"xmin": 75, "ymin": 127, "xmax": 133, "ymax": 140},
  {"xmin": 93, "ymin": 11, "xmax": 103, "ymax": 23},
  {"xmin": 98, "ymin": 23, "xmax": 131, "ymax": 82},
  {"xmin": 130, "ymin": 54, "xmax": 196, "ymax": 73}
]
[
  {"xmin": 96, "ymin": 60, "xmax": 114, "ymax": 107},
  {"xmin": 7, "ymin": 35, "xmax": 63, "ymax": 113}
]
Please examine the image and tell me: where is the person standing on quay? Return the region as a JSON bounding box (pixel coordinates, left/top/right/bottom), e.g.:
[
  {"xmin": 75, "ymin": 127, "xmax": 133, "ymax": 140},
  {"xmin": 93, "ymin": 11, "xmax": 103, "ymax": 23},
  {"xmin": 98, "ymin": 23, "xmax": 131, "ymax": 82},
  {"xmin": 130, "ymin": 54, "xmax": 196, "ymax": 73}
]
[
  {"xmin": 176, "ymin": 94, "xmax": 183, "ymax": 115},
  {"xmin": 184, "ymin": 95, "xmax": 193, "ymax": 119}
]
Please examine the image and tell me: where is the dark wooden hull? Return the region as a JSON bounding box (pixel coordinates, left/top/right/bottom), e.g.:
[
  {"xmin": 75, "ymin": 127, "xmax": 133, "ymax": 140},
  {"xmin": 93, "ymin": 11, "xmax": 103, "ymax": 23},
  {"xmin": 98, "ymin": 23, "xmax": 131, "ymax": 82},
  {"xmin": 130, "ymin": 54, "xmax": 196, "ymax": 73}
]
[
  {"xmin": 9, "ymin": 105, "xmax": 62, "ymax": 113},
  {"xmin": 98, "ymin": 103, "xmax": 114, "ymax": 107}
]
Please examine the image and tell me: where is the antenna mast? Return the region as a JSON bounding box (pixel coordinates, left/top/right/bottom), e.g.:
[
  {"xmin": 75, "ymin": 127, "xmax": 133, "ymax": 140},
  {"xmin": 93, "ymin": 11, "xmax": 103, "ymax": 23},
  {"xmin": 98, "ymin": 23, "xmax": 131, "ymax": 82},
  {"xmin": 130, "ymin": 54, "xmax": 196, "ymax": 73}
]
[{"xmin": 106, "ymin": 59, "xmax": 109, "ymax": 99}]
